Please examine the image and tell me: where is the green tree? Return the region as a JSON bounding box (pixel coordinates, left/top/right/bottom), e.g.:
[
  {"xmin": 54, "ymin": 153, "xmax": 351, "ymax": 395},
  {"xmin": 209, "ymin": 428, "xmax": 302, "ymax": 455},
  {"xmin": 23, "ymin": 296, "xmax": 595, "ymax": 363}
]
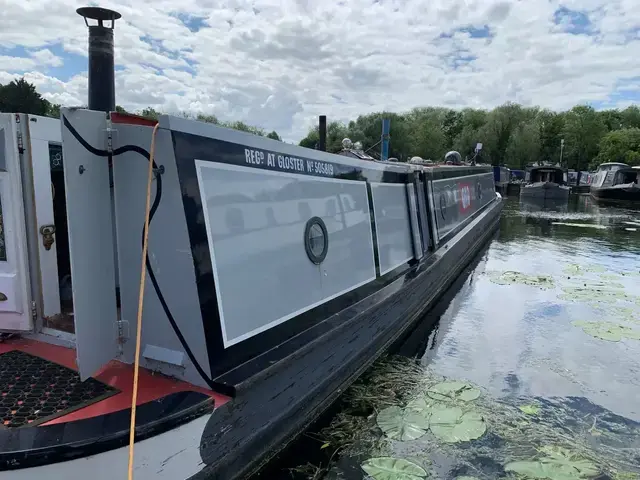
[
  {"xmin": 563, "ymin": 105, "xmax": 606, "ymax": 173},
  {"xmin": 536, "ymin": 110, "xmax": 565, "ymax": 164},
  {"xmin": 452, "ymin": 108, "xmax": 488, "ymax": 161},
  {"xmin": 599, "ymin": 109, "xmax": 623, "ymax": 131},
  {"xmin": 478, "ymin": 103, "xmax": 524, "ymax": 165},
  {"xmin": 0, "ymin": 77, "xmax": 51, "ymax": 115},
  {"xmin": 138, "ymin": 107, "xmax": 161, "ymax": 121},
  {"xmin": 620, "ymin": 106, "xmax": 640, "ymax": 129},
  {"xmin": 505, "ymin": 121, "xmax": 540, "ymax": 168},
  {"xmin": 196, "ymin": 113, "xmax": 219, "ymax": 124},
  {"xmin": 298, "ymin": 121, "xmax": 348, "ymax": 153},
  {"xmin": 47, "ymin": 103, "xmax": 61, "ymax": 119},
  {"xmin": 266, "ymin": 130, "xmax": 281, "ymax": 141},
  {"xmin": 595, "ymin": 128, "xmax": 640, "ymax": 167}
]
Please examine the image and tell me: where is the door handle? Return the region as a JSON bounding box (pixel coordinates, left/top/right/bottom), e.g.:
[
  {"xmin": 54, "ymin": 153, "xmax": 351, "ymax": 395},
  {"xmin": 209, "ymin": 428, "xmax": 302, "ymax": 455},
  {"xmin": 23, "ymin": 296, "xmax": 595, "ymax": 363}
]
[{"xmin": 39, "ymin": 224, "xmax": 56, "ymax": 251}]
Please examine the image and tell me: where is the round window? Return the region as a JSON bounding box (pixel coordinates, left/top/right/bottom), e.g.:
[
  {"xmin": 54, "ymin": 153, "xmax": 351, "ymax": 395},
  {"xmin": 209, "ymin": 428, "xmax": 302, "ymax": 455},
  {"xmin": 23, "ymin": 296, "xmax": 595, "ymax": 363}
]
[{"xmin": 304, "ymin": 217, "xmax": 329, "ymax": 264}]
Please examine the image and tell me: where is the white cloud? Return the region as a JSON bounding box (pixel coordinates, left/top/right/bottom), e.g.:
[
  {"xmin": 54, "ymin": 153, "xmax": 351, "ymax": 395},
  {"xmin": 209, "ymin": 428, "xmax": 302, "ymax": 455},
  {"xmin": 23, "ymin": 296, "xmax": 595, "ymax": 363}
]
[{"xmin": 1, "ymin": 0, "xmax": 639, "ymax": 141}]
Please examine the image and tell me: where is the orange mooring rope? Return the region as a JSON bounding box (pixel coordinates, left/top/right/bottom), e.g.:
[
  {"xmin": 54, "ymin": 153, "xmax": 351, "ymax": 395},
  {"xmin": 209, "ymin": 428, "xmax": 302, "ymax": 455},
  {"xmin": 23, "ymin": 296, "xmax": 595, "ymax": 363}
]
[{"xmin": 127, "ymin": 122, "xmax": 159, "ymax": 480}]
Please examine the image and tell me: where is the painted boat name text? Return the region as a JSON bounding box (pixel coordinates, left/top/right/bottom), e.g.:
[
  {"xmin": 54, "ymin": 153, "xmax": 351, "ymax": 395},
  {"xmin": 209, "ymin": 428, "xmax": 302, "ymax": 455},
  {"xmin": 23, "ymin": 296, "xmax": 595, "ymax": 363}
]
[{"xmin": 245, "ymin": 148, "xmax": 335, "ymax": 176}]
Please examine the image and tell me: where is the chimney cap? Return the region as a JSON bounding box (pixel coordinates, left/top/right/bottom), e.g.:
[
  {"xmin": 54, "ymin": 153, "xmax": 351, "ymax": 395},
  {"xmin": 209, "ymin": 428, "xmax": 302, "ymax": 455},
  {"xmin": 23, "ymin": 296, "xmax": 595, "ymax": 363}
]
[{"xmin": 77, "ymin": 6, "xmax": 121, "ymax": 27}]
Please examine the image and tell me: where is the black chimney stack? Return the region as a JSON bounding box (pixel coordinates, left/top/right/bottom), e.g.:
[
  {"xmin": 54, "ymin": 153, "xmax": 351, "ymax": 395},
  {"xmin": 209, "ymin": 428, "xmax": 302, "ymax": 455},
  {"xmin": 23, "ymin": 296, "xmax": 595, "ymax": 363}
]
[
  {"xmin": 77, "ymin": 6, "xmax": 121, "ymax": 112},
  {"xmin": 318, "ymin": 115, "xmax": 327, "ymax": 151}
]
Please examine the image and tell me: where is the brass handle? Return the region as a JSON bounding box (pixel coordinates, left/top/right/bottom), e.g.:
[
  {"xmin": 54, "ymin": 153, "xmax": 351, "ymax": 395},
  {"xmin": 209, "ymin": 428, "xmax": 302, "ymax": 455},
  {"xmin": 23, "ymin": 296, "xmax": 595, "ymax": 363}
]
[{"xmin": 39, "ymin": 224, "xmax": 56, "ymax": 251}]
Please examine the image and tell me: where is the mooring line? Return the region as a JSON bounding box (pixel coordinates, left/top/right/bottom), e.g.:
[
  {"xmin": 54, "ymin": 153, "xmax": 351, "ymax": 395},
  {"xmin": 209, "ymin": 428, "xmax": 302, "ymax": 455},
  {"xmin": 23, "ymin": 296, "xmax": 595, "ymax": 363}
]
[{"xmin": 127, "ymin": 123, "xmax": 159, "ymax": 480}]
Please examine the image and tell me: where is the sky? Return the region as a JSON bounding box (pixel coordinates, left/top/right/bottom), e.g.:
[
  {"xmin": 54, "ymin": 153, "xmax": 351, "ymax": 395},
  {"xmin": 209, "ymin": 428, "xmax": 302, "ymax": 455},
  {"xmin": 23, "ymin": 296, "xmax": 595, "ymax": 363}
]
[{"xmin": 1, "ymin": 0, "xmax": 640, "ymax": 142}]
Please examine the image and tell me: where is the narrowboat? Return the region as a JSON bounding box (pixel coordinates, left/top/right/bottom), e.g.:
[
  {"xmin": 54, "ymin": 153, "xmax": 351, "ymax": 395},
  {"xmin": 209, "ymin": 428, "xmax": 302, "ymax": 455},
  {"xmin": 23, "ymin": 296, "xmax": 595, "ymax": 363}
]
[
  {"xmin": 590, "ymin": 162, "xmax": 640, "ymax": 202},
  {"xmin": 0, "ymin": 6, "xmax": 504, "ymax": 480},
  {"xmin": 520, "ymin": 165, "xmax": 570, "ymax": 200}
]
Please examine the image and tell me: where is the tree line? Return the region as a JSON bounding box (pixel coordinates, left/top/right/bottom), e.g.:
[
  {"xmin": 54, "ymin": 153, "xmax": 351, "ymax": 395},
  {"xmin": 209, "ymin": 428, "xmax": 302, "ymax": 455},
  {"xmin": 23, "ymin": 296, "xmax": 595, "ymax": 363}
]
[
  {"xmin": 2, "ymin": 77, "xmax": 639, "ymax": 170},
  {"xmin": 299, "ymin": 104, "xmax": 640, "ymax": 171}
]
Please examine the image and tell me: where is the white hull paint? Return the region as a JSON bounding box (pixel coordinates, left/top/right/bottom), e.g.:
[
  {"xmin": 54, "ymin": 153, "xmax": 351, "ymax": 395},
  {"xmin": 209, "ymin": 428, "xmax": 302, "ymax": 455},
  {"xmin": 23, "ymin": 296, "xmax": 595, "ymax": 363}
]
[{"xmin": 0, "ymin": 414, "xmax": 212, "ymax": 480}]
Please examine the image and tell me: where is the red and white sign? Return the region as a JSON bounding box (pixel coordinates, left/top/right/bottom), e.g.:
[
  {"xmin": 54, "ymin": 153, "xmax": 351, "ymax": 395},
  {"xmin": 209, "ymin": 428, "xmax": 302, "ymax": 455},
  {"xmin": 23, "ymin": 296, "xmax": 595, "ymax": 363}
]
[{"xmin": 459, "ymin": 183, "xmax": 472, "ymax": 212}]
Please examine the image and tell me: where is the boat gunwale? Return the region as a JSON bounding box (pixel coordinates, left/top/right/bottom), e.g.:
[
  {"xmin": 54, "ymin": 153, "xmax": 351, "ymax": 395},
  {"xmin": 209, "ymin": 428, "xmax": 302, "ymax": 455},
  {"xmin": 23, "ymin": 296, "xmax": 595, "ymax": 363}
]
[{"xmin": 0, "ymin": 388, "xmax": 213, "ymax": 471}]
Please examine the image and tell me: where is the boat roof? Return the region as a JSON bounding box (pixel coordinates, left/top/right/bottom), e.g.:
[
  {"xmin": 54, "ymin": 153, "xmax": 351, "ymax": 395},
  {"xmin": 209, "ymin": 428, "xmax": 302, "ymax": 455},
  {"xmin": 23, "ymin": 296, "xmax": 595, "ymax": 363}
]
[
  {"xmin": 529, "ymin": 165, "xmax": 564, "ymax": 172},
  {"xmin": 596, "ymin": 162, "xmax": 629, "ymax": 170}
]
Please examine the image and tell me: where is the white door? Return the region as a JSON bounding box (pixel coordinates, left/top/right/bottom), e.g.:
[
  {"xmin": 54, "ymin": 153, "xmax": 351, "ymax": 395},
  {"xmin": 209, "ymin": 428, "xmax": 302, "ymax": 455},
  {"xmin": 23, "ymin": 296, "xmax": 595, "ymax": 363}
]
[
  {"xmin": 0, "ymin": 114, "xmax": 33, "ymax": 331},
  {"xmin": 26, "ymin": 115, "xmax": 63, "ymax": 319}
]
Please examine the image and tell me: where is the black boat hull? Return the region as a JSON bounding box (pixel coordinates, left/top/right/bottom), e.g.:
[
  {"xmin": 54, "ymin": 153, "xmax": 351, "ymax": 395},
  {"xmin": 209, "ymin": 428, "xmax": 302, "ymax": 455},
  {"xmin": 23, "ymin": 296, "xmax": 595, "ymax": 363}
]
[
  {"xmin": 191, "ymin": 198, "xmax": 503, "ymax": 480},
  {"xmin": 591, "ymin": 186, "xmax": 640, "ymax": 202}
]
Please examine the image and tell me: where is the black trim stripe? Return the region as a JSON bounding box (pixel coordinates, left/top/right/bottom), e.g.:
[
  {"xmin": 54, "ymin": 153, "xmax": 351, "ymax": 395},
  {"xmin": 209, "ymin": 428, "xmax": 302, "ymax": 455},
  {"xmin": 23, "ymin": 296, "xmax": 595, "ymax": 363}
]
[{"xmin": 366, "ymin": 182, "xmax": 382, "ymax": 277}]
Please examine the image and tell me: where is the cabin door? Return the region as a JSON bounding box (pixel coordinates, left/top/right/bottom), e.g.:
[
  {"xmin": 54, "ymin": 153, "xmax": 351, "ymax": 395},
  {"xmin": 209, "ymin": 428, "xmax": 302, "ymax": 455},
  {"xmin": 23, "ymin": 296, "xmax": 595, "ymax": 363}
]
[
  {"xmin": 0, "ymin": 114, "xmax": 33, "ymax": 332},
  {"xmin": 23, "ymin": 115, "xmax": 72, "ymax": 334}
]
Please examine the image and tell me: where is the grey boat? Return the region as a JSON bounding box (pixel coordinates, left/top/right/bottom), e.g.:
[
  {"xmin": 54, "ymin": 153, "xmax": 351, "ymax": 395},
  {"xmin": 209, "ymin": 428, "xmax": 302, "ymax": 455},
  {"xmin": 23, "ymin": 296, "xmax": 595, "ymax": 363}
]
[{"xmin": 520, "ymin": 165, "xmax": 570, "ymax": 200}]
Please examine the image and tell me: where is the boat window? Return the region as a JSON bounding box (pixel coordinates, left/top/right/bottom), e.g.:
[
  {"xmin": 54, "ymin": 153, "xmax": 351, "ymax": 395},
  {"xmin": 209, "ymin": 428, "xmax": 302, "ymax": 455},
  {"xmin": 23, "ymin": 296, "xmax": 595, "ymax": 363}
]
[
  {"xmin": 304, "ymin": 216, "xmax": 328, "ymax": 265},
  {"xmin": 476, "ymin": 181, "xmax": 483, "ymax": 200},
  {"xmin": 619, "ymin": 171, "xmax": 637, "ymax": 184}
]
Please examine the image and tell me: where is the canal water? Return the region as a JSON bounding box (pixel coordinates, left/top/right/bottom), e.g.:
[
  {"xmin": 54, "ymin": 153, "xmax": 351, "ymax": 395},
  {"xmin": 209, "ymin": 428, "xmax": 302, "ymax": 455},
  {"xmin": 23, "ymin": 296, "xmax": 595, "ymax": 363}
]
[{"xmin": 262, "ymin": 195, "xmax": 640, "ymax": 480}]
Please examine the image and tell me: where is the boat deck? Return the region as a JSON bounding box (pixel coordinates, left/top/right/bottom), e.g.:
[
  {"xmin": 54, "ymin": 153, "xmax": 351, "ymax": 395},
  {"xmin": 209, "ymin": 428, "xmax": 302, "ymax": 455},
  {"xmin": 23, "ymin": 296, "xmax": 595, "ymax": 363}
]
[{"xmin": 0, "ymin": 337, "xmax": 230, "ymax": 428}]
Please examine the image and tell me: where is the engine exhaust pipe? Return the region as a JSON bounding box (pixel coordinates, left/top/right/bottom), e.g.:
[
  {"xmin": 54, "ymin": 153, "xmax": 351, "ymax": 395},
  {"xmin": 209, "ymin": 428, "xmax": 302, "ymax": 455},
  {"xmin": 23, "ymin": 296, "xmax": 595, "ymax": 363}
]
[
  {"xmin": 318, "ymin": 115, "xmax": 327, "ymax": 151},
  {"xmin": 77, "ymin": 6, "xmax": 121, "ymax": 112}
]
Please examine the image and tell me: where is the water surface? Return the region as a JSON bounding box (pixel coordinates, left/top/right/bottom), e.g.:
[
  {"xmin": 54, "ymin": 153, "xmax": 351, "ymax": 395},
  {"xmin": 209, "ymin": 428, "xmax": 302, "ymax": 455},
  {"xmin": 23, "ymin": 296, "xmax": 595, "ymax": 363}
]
[{"xmin": 268, "ymin": 195, "xmax": 640, "ymax": 480}]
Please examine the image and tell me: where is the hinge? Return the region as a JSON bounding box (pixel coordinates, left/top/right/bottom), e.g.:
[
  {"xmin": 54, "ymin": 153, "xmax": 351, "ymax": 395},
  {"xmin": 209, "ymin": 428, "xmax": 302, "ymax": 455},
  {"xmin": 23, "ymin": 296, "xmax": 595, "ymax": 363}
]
[
  {"xmin": 106, "ymin": 117, "xmax": 113, "ymax": 154},
  {"xmin": 31, "ymin": 301, "xmax": 37, "ymax": 321},
  {"xmin": 117, "ymin": 319, "xmax": 129, "ymax": 344},
  {"xmin": 16, "ymin": 131, "xmax": 24, "ymax": 155}
]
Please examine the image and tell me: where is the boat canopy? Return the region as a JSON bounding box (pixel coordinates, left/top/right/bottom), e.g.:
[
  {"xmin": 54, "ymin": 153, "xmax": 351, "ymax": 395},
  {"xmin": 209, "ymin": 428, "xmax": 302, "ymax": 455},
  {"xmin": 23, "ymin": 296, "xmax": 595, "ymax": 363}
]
[{"xmin": 526, "ymin": 165, "xmax": 566, "ymax": 184}]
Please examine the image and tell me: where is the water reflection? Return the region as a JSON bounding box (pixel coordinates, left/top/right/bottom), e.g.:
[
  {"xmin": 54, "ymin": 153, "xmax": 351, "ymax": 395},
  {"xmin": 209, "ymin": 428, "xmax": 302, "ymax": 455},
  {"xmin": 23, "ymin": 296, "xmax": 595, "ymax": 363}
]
[
  {"xmin": 266, "ymin": 194, "xmax": 640, "ymax": 479},
  {"xmin": 428, "ymin": 196, "xmax": 640, "ymax": 421}
]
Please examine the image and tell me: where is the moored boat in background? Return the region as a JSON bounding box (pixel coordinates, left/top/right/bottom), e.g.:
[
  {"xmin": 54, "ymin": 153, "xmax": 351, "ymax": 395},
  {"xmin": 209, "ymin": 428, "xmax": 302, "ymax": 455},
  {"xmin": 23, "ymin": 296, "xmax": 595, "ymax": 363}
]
[
  {"xmin": 590, "ymin": 162, "xmax": 640, "ymax": 203},
  {"xmin": 520, "ymin": 165, "xmax": 570, "ymax": 201}
]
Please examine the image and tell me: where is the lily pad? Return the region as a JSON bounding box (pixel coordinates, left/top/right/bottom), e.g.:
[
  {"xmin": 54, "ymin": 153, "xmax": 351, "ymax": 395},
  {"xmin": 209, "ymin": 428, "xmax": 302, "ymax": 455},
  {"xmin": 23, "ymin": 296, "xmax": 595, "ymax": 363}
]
[
  {"xmin": 505, "ymin": 446, "xmax": 599, "ymax": 479},
  {"xmin": 538, "ymin": 446, "xmax": 599, "ymax": 477},
  {"xmin": 489, "ymin": 271, "xmax": 555, "ymax": 289},
  {"xmin": 564, "ymin": 263, "xmax": 608, "ymax": 275},
  {"xmin": 519, "ymin": 404, "xmax": 541, "ymax": 415},
  {"xmin": 426, "ymin": 381, "xmax": 481, "ymax": 403},
  {"xmin": 361, "ymin": 457, "xmax": 427, "ymax": 480},
  {"xmin": 571, "ymin": 280, "xmax": 626, "ymax": 290},
  {"xmin": 561, "ymin": 286, "xmax": 628, "ymax": 298},
  {"xmin": 429, "ymin": 406, "xmax": 486, "ymax": 443},
  {"xmin": 376, "ymin": 406, "xmax": 430, "ymax": 441},
  {"xmin": 405, "ymin": 396, "xmax": 433, "ymax": 413},
  {"xmin": 558, "ymin": 293, "xmax": 616, "ymax": 304},
  {"xmin": 600, "ymin": 273, "xmax": 624, "ymax": 281},
  {"xmin": 571, "ymin": 320, "xmax": 640, "ymax": 342}
]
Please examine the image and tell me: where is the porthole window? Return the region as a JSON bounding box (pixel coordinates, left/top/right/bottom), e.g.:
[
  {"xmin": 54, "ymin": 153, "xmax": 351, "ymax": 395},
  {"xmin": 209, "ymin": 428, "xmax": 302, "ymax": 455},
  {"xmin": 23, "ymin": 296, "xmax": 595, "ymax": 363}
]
[
  {"xmin": 439, "ymin": 194, "xmax": 447, "ymax": 220},
  {"xmin": 304, "ymin": 217, "xmax": 328, "ymax": 264}
]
